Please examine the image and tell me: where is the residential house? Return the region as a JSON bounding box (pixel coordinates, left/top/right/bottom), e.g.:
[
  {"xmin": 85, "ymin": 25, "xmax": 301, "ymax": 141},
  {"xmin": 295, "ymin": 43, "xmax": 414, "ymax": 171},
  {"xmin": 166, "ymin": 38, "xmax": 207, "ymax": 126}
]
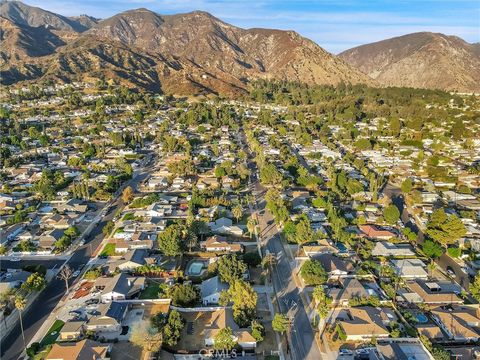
[
  {"xmin": 371, "ymin": 242, "xmax": 415, "ymax": 257},
  {"xmin": 400, "ymin": 280, "xmax": 463, "ymax": 305},
  {"xmin": 41, "ymin": 214, "xmax": 75, "ymax": 229},
  {"xmin": 58, "ymin": 321, "xmax": 85, "ymax": 341},
  {"xmin": 391, "ymin": 259, "xmax": 428, "ymax": 279},
  {"xmin": 200, "ymin": 276, "xmax": 229, "ymax": 305},
  {"xmin": 46, "ymin": 339, "xmax": 110, "ymax": 360},
  {"xmin": 328, "ymin": 278, "xmax": 371, "ymax": 306},
  {"xmin": 373, "ymin": 338, "xmax": 435, "ymax": 360},
  {"xmin": 94, "ymin": 273, "xmax": 145, "ymax": 302},
  {"xmin": 336, "ymin": 307, "xmax": 395, "ymax": 341},
  {"xmin": 86, "ymin": 302, "xmax": 128, "ymax": 333},
  {"xmin": 210, "ymin": 218, "xmax": 244, "ymax": 237},
  {"xmin": 431, "ymin": 305, "xmax": 480, "ymax": 341},
  {"xmin": 312, "ymin": 254, "xmax": 354, "ymax": 278},
  {"xmin": 359, "ymin": 225, "xmax": 396, "ymax": 240},
  {"xmin": 114, "ymin": 249, "xmax": 148, "ymax": 272},
  {"xmin": 200, "ymin": 236, "xmax": 243, "ymax": 253},
  {"xmin": 204, "ymin": 309, "xmax": 257, "ymax": 349},
  {"xmin": 38, "ymin": 229, "xmax": 65, "ymax": 249}
]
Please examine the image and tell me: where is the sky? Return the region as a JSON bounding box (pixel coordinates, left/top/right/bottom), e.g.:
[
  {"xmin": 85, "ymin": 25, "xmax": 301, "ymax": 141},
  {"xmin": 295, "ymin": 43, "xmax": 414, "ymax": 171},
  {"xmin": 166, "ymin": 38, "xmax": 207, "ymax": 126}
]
[{"xmin": 25, "ymin": 0, "xmax": 480, "ymax": 53}]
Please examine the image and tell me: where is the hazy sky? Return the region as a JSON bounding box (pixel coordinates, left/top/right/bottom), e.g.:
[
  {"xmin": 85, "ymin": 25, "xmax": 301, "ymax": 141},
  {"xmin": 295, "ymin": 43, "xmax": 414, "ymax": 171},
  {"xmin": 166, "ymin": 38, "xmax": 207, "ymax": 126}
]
[{"xmin": 25, "ymin": 0, "xmax": 480, "ymax": 53}]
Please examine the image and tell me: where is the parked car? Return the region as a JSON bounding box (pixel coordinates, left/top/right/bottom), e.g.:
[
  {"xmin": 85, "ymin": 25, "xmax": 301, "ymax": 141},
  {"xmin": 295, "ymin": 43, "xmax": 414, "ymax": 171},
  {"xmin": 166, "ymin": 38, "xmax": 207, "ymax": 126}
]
[{"xmin": 72, "ymin": 270, "xmax": 81, "ymax": 277}]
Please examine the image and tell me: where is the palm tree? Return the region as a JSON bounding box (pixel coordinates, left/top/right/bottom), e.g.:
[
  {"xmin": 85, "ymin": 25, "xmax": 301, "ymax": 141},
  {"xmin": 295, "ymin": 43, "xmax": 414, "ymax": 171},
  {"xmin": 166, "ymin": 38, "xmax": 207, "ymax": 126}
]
[
  {"xmin": 232, "ymin": 205, "xmax": 243, "ymax": 223},
  {"xmin": 247, "ymin": 217, "xmax": 257, "ymax": 237},
  {"xmin": 15, "ymin": 296, "xmax": 27, "ymax": 352},
  {"xmin": 186, "ymin": 231, "xmax": 198, "ymax": 253}
]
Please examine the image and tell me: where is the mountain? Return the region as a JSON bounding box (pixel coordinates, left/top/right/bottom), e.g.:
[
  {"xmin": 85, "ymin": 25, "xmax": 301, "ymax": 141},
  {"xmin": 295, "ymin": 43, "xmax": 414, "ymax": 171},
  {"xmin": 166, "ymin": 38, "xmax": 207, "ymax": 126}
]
[
  {"xmin": 0, "ymin": 0, "xmax": 94, "ymax": 32},
  {"xmin": 339, "ymin": 32, "xmax": 480, "ymax": 92},
  {"xmin": 0, "ymin": 3, "xmax": 373, "ymax": 94}
]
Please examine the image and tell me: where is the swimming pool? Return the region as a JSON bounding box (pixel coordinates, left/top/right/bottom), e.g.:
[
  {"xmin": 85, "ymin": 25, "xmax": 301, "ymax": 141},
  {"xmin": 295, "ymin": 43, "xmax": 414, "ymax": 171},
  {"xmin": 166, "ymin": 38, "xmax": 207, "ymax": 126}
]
[
  {"xmin": 186, "ymin": 260, "xmax": 207, "ymax": 276},
  {"xmin": 416, "ymin": 314, "xmax": 428, "ymax": 323}
]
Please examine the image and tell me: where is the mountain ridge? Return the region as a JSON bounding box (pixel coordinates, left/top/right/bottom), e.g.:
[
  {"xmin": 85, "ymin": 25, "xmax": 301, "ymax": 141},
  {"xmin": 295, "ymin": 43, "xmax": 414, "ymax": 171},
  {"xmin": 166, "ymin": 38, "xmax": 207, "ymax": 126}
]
[
  {"xmin": 339, "ymin": 32, "xmax": 480, "ymax": 92},
  {"xmin": 1, "ymin": 2, "xmax": 478, "ymax": 94}
]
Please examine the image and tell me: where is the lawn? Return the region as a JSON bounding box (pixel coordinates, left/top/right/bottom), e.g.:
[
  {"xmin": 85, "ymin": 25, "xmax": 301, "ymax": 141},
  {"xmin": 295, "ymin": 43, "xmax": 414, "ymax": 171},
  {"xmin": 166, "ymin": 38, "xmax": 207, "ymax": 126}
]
[
  {"xmin": 40, "ymin": 320, "xmax": 64, "ymax": 346},
  {"xmin": 139, "ymin": 281, "xmax": 166, "ymax": 299},
  {"xmin": 100, "ymin": 243, "xmax": 116, "ymax": 257}
]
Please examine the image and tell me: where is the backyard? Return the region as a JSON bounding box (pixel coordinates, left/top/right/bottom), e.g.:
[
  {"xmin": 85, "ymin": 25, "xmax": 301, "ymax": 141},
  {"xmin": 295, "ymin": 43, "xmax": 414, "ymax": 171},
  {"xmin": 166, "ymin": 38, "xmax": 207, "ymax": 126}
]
[{"xmin": 139, "ymin": 280, "xmax": 167, "ymax": 299}]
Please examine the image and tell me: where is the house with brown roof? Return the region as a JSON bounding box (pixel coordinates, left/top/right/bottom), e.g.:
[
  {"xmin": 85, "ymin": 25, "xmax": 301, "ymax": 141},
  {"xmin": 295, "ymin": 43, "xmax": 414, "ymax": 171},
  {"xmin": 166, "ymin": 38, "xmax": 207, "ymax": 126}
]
[
  {"xmin": 359, "ymin": 225, "xmax": 396, "ymax": 240},
  {"xmin": 46, "ymin": 339, "xmax": 110, "ymax": 360},
  {"xmin": 431, "ymin": 305, "xmax": 480, "ymax": 341},
  {"xmin": 204, "ymin": 308, "xmax": 257, "ymax": 349},
  {"xmin": 200, "ymin": 235, "xmax": 243, "ymax": 253},
  {"xmin": 401, "ymin": 280, "xmax": 463, "ymax": 305},
  {"xmin": 328, "ymin": 278, "xmax": 371, "ymax": 306},
  {"xmin": 58, "ymin": 320, "xmax": 85, "ymax": 341},
  {"xmin": 336, "ymin": 306, "xmax": 395, "ymax": 341}
]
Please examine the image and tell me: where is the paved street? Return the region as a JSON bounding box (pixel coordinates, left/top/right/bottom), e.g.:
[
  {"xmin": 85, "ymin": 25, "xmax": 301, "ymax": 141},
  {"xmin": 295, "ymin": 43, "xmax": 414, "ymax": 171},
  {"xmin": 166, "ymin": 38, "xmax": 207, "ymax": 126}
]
[
  {"xmin": 239, "ymin": 129, "xmax": 322, "ymax": 360},
  {"xmin": 254, "ymin": 185, "xmax": 323, "ymax": 360},
  {"xmin": 0, "ymin": 154, "xmax": 155, "ymax": 360}
]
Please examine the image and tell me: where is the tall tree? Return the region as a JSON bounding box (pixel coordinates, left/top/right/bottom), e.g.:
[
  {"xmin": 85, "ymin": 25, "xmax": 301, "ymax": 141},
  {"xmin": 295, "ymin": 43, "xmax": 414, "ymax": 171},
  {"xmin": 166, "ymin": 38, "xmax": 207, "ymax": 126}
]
[
  {"xmin": 57, "ymin": 265, "xmax": 73, "ymax": 294},
  {"xmin": 272, "ymin": 313, "xmax": 289, "ymax": 334},
  {"xmin": 217, "ymin": 254, "xmax": 247, "ymax": 284},
  {"xmin": 214, "ymin": 327, "xmax": 236, "ymax": 350},
  {"xmin": 426, "ymin": 208, "xmax": 466, "ymax": 246},
  {"xmin": 122, "ymin": 186, "xmax": 134, "ymax": 203},
  {"xmin": 15, "ymin": 296, "xmax": 27, "ymax": 353}
]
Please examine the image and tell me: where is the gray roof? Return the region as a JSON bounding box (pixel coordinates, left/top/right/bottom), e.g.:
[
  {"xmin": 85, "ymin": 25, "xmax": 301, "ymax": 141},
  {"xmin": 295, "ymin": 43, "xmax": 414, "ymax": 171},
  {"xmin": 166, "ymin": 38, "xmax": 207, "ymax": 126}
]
[
  {"xmin": 201, "ymin": 275, "xmax": 229, "ymax": 298},
  {"xmin": 122, "ymin": 249, "xmax": 147, "ymax": 265},
  {"xmin": 96, "ymin": 273, "xmax": 145, "ymax": 296}
]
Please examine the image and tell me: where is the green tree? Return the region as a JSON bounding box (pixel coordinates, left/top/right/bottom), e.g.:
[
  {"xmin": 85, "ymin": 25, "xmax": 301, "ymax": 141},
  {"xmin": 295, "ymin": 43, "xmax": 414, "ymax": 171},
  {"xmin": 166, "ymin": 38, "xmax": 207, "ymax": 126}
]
[
  {"xmin": 251, "ymin": 320, "xmax": 265, "ymax": 342},
  {"xmin": 21, "ymin": 273, "xmax": 46, "ymax": 292},
  {"xmin": 272, "ymin": 313, "xmax": 289, "ymax": 334},
  {"xmin": 214, "ymin": 327, "xmax": 237, "ymax": 350},
  {"xmin": 217, "ymin": 254, "xmax": 247, "ymax": 284},
  {"xmin": 401, "ymin": 178, "xmax": 413, "ymax": 193},
  {"xmin": 295, "ymin": 215, "xmax": 314, "ymax": 244},
  {"xmin": 426, "ymin": 208, "xmax": 466, "ymax": 246},
  {"xmin": 422, "ymin": 240, "xmax": 444, "ymax": 261},
  {"xmin": 168, "ymin": 284, "xmax": 199, "ymax": 307},
  {"xmin": 450, "ymin": 119, "xmax": 465, "ymax": 141},
  {"xmin": 157, "ymin": 224, "xmax": 184, "ymax": 256},
  {"xmin": 227, "ymin": 280, "xmax": 258, "ymax": 327},
  {"xmin": 383, "ymin": 205, "xmax": 400, "ymax": 225},
  {"xmin": 162, "ymin": 310, "xmax": 184, "ymax": 347},
  {"xmin": 300, "ymin": 259, "xmax": 327, "ymax": 285},
  {"xmin": 470, "ymin": 274, "xmax": 480, "ymax": 302},
  {"xmin": 15, "ymin": 296, "xmax": 27, "ymax": 352},
  {"xmin": 232, "ymin": 204, "xmax": 243, "ymax": 223},
  {"xmin": 312, "ymin": 285, "xmax": 332, "ymax": 319}
]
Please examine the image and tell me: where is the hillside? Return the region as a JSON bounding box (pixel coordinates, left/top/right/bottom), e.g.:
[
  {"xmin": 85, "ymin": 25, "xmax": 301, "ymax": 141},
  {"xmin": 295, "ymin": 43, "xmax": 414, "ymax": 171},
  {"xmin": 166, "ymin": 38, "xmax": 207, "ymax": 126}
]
[
  {"xmin": 339, "ymin": 32, "xmax": 480, "ymax": 92},
  {"xmin": 0, "ymin": 3, "xmax": 372, "ymax": 94}
]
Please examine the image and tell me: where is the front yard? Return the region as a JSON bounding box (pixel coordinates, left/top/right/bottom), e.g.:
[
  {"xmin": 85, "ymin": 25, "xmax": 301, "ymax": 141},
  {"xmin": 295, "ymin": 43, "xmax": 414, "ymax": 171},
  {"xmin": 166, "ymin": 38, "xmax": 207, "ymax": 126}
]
[{"xmin": 40, "ymin": 319, "xmax": 64, "ymax": 346}]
